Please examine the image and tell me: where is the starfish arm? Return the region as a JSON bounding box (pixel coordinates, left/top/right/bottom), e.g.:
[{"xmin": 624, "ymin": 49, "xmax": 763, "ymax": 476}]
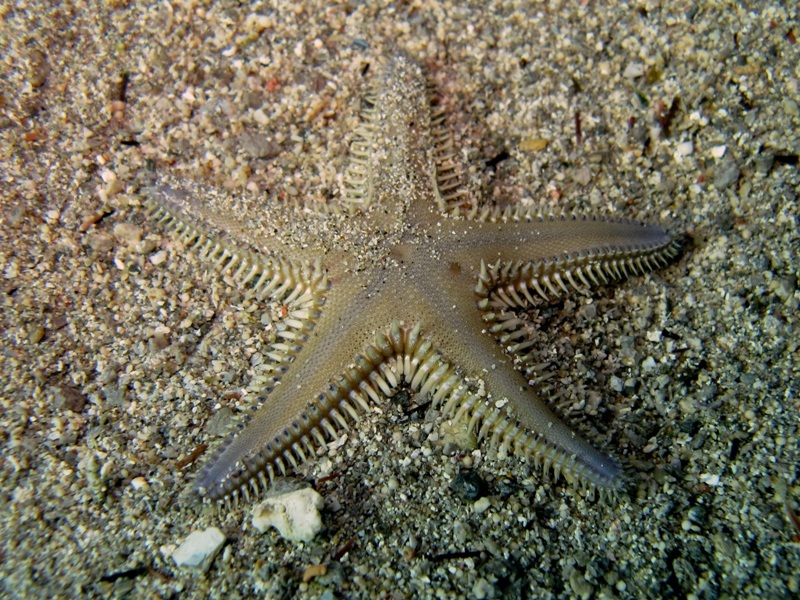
[
  {"xmin": 194, "ymin": 267, "xmax": 408, "ymax": 503},
  {"xmin": 194, "ymin": 318, "xmax": 407, "ymax": 504},
  {"xmin": 465, "ymin": 216, "xmax": 684, "ymax": 307},
  {"xmin": 145, "ymin": 184, "xmax": 327, "ymax": 303},
  {"xmin": 340, "ymin": 53, "xmax": 472, "ymax": 222}
]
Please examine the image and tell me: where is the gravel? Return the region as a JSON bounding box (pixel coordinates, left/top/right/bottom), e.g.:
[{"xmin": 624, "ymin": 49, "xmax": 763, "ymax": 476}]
[{"xmin": 1, "ymin": 1, "xmax": 798, "ymax": 598}]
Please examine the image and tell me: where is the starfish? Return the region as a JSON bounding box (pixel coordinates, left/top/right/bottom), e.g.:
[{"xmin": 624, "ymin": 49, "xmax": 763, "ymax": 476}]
[{"xmin": 144, "ymin": 53, "xmax": 683, "ymax": 508}]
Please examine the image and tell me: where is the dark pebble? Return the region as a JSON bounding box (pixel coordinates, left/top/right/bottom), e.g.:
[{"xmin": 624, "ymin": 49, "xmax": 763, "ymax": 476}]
[
  {"xmin": 450, "ymin": 469, "xmax": 485, "ymax": 501},
  {"xmin": 495, "ymin": 478, "xmax": 520, "ymax": 499}
]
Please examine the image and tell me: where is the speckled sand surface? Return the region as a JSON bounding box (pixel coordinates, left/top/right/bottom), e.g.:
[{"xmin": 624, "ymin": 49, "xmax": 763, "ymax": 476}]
[{"xmin": 1, "ymin": 1, "xmax": 799, "ymax": 598}]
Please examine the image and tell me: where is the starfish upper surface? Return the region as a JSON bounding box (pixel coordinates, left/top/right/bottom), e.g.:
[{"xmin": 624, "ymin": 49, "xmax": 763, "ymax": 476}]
[{"xmin": 145, "ymin": 53, "xmax": 683, "ymax": 507}]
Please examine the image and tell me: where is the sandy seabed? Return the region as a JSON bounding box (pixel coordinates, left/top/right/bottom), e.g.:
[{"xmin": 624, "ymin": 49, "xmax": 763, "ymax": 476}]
[{"xmin": 1, "ymin": 1, "xmax": 798, "ymax": 598}]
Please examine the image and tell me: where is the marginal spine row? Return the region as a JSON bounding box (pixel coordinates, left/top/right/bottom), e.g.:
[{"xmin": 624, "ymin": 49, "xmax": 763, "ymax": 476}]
[
  {"xmin": 427, "ymin": 85, "xmax": 473, "ymax": 216},
  {"xmin": 475, "ymin": 206, "xmax": 580, "ymax": 224},
  {"xmin": 465, "ymin": 393, "xmax": 618, "ymax": 493},
  {"xmin": 145, "ymin": 198, "xmax": 326, "ymax": 300},
  {"xmin": 146, "ymin": 193, "xmax": 331, "ymax": 415},
  {"xmin": 216, "ymin": 321, "xmax": 409, "ymax": 508},
  {"xmin": 214, "ymin": 316, "xmax": 621, "ymax": 509},
  {"xmin": 474, "ymin": 237, "xmax": 683, "ymax": 311},
  {"xmin": 400, "ymin": 324, "xmax": 617, "ymax": 493},
  {"xmin": 340, "ymin": 91, "xmax": 377, "ymax": 208}
]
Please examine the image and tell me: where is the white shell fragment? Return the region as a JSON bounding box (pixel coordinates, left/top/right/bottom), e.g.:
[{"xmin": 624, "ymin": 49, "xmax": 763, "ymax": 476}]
[{"xmin": 252, "ymin": 488, "xmax": 324, "ymax": 543}]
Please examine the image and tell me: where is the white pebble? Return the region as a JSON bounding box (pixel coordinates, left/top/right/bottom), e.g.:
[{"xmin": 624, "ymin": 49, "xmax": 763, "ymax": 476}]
[
  {"xmin": 646, "ymin": 330, "xmax": 662, "ymax": 343},
  {"xmin": 99, "ymin": 168, "xmax": 117, "ymax": 184},
  {"xmin": 113, "ymin": 223, "xmax": 143, "ymax": 244},
  {"xmin": 149, "ymin": 250, "xmax": 168, "ymax": 266},
  {"xmin": 473, "ymin": 497, "xmax": 491, "ymax": 514},
  {"xmin": 172, "ymin": 527, "xmax": 226, "ymax": 572},
  {"xmin": 623, "ymin": 62, "xmax": 644, "ymax": 78},
  {"xmin": 711, "ymin": 145, "xmax": 727, "ymax": 158},
  {"xmin": 675, "ymin": 141, "xmax": 694, "ymax": 158},
  {"xmin": 130, "ymin": 476, "xmax": 149, "ymax": 491}
]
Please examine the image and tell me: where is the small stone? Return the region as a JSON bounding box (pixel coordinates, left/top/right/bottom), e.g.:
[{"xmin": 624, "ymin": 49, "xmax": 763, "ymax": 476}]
[
  {"xmin": 451, "ymin": 469, "xmax": 485, "ymax": 501},
  {"xmin": 439, "ymin": 420, "xmax": 477, "ymax": 451},
  {"xmin": 578, "ymin": 302, "xmax": 596, "ymax": 321},
  {"xmin": 569, "ymin": 569, "xmax": 594, "ymax": 600},
  {"xmin": 252, "ymin": 487, "xmax": 324, "ymax": 543},
  {"xmin": 113, "ymin": 222, "xmax": 143, "ymax": 244},
  {"xmin": 149, "ymin": 250, "xmax": 168, "ymax": 266},
  {"xmin": 618, "ymin": 335, "xmax": 636, "ymax": 359},
  {"xmin": 755, "ymin": 152, "xmax": 774, "ymax": 175},
  {"xmin": 675, "ymin": 141, "xmax": 693, "ymax": 158},
  {"xmin": 697, "ymin": 383, "xmax": 717, "ymax": 402},
  {"xmin": 714, "ymin": 157, "xmax": 740, "ymax": 190},
  {"xmin": 28, "ymin": 325, "xmax": 45, "ymax": 344},
  {"xmin": 642, "ymin": 438, "xmax": 659, "ymax": 453},
  {"xmin": 240, "ymin": 131, "xmax": 282, "ymax": 159},
  {"xmin": 149, "ymin": 331, "xmax": 170, "ymax": 352},
  {"xmin": 453, "ymin": 520, "xmax": 472, "ymax": 545},
  {"xmin": 60, "ymin": 385, "xmax": 87, "ymax": 412},
  {"xmin": 783, "ymin": 98, "xmax": 799, "ymax": 117},
  {"xmin": 207, "ymin": 406, "xmax": 235, "ymax": 436},
  {"xmin": 641, "ymin": 356, "xmax": 657, "ymax": 372},
  {"xmin": 159, "ymin": 544, "xmax": 177, "ymax": 559},
  {"xmin": 253, "ymin": 108, "xmax": 270, "ymax": 126},
  {"xmin": 770, "ymin": 277, "xmax": 795, "ymax": 302},
  {"xmin": 646, "ymin": 330, "xmax": 662, "ymax": 342},
  {"xmin": 623, "ymin": 62, "xmax": 645, "ymax": 78},
  {"xmin": 472, "ymin": 577, "xmax": 494, "ymax": 600},
  {"xmin": 710, "ymin": 145, "xmax": 726, "ymax": 158},
  {"xmin": 51, "ymin": 314, "xmax": 68, "ymax": 330},
  {"xmin": 572, "ymin": 166, "xmax": 592, "ymax": 186},
  {"xmin": 135, "ymin": 238, "xmax": 158, "ymax": 255},
  {"xmin": 519, "ymin": 137, "xmax": 549, "ymax": 152},
  {"xmin": 609, "ymin": 376, "xmax": 624, "ymax": 393},
  {"xmin": 102, "ymin": 383, "xmax": 125, "ymax": 406},
  {"xmin": 472, "ymin": 497, "xmax": 491, "ymax": 514},
  {"xmin": 98, "ymin": 364, "xmax": 119, "ymax": 385},
  {"xmin": 302, "ymin": 563, "xmax": 327, "ymax": 583},
  {"xmin": 495, "ymin": 478, "xmax": 519, "ymax": 499},
  {"xmin": 130, "ymin": 476, "xmax": 150, "ymax": 491},
  {"xmin": 86, "ymin": 231, "xmax": 114, "ymax": 253},
  {"xmin": 172, "ymin": 527, "xmax": 226, "ymax": 572},
  {"xmin": 99, "ymin": 168, "xmax": 117, "ymax": 184},
  {"xmin": 98, "ymin": 176, "xmax": 123, "ymax": 202}
]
